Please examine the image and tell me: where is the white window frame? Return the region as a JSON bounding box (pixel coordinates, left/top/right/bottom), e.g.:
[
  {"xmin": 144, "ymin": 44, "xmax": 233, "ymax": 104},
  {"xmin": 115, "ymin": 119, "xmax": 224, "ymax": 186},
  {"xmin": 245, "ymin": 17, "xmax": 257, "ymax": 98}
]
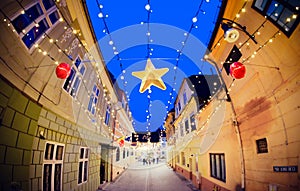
[
  {"xmin": 210, "ymin": 153, "xmax": 226, "ymax": 182},
  {"xmin": 122, "ymin": 148, "xmax": 126, "ymax": 159},
  {"xmin": 88, "ymin": 83, "xmax": 101, "ymax": 115},
  {"xmin": 252, "ymin": 0, "xmax": 300, "ymax": 37},
  {"xmin": 181, "ymin": 152, "xmax": 185, "ymax": 165},
  {"xmin": 104, "ymin": 105, "xmax": 111, "ymax": 125},
  {"xmin": 190, "ymin": 112, "xmax": 197, "ymax": 131},
  {"xmin": 63, "ymin": 56, "xmax": 86, "ymax": 98},
  {"xmin": 178, "ymin": 100, "xmax": 181, "ymax": 112},
  {"xmin": 121, "ymin": 95, "xmax": 126, "ymax": 109},
  {"xmin": 184, "ymin": 118, "xmax": 189, "ymax": 134},
  {"xmin": 116, "ymin": 147, "xmax": 120, "ymax": 162},
  {"xmin": 183, "ymin": 91, "xmax": 187, "ymax": 105},
  {"xmin": 10, "ymin": 0, "xmax": 61, "ymax": 51},
  {"xmin": 78, "ymin": 147, "xmax": 89, "ymax": 185},
  {"xmin": 42, "ymin": 141, "xmax": 65, "ymax": 191},
  {"xmin": 180, "ymin": 123, "xmax": 184, "ymax": 137}
]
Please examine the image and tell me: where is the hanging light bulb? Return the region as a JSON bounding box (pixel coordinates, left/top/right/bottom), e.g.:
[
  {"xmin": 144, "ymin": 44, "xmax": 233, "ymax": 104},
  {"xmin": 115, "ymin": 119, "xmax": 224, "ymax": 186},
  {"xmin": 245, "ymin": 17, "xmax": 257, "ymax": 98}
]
[
  {"xmin": 98, "ymin": 12, "xmax": 103, "ymax": 18},
  {"xmin": 145, "ymin": 4, "xmax": 150, "ymax": 11},
  {"xmin": 192, "ymin": 17, "xmax": 197, "ymax": 23}
]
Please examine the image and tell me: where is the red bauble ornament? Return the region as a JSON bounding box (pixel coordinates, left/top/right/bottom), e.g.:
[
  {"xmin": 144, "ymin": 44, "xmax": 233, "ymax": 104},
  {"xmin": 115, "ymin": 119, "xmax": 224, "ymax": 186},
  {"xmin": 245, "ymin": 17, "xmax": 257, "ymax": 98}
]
[
  {"xmin": 230, "ymin": 62, "xmax": 246, "ymax": 79},
  {"xmin": 119, "ymin": 139, "xmax": 125, "ymax": 147},
  {"xmin": 56, "ymin": 63, "xmax": 71, "ymax": 79}
]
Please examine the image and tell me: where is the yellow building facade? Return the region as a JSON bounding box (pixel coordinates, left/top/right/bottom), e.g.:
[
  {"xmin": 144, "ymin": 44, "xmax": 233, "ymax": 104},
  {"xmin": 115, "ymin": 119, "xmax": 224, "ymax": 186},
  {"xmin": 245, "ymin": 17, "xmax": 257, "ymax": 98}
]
[
  {"xmin": 167, "ymin": 0, "xmax": 300, "ymax": 191},
  {"xmin": 0, "ymin": 1, "xmax": 134, "ymax": 190}
]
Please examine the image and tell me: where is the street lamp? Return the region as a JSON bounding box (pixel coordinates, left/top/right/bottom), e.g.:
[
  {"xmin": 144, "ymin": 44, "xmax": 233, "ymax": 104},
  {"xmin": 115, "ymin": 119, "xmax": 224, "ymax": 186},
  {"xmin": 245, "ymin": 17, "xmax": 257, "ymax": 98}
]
[{"xmin": 221, "ymin": 18, "xmax": 258, "ymax": 44}]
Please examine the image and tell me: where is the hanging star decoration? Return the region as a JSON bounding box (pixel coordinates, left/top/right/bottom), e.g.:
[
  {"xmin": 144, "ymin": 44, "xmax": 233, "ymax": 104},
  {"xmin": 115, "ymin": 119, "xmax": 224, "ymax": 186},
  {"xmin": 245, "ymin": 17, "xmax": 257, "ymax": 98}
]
[{"xmin": 132, "ymin": 58, "xmax": 169, "ymax": 93}]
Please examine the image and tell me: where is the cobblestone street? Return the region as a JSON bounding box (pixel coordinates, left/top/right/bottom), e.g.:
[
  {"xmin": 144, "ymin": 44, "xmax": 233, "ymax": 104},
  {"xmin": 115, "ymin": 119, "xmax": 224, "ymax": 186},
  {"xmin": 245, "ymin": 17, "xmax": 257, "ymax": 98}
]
[{"xmin": 102, "ymin": 163, "xmax": 198, "ymax": 191}]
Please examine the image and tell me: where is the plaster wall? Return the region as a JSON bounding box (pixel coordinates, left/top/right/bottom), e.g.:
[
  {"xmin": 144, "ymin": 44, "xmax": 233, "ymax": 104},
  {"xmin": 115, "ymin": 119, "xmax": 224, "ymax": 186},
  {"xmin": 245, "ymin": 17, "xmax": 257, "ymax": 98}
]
[{"xmin": 209, "ymin": 1, "xmax": 300, "ymax": 190}]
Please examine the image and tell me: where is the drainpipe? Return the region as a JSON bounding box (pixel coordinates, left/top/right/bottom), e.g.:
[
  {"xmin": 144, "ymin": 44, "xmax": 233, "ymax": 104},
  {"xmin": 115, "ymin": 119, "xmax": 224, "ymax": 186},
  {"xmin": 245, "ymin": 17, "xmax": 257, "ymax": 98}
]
[
  {"xmin": 206, "ymin": 57, "xmax": 246, "ymax": 191},
  {"xmin": 110, "ymin": 103, "xmax": 122, "ymax": 182}
]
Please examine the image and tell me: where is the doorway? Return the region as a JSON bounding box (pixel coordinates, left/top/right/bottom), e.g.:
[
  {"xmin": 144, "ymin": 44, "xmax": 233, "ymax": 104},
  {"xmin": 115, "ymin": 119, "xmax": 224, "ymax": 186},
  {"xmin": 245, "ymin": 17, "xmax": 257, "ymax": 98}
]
[{"xmin": 100, "ymin": 146, "xmax": 109, "ymax": 184}]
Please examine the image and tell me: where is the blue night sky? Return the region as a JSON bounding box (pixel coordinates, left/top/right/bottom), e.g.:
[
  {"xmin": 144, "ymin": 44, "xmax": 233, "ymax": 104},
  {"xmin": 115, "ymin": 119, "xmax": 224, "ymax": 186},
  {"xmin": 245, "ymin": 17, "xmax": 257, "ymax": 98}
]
[{"xmin": 86, "ymin": 0, "xmax": 223, "ymax": 132}]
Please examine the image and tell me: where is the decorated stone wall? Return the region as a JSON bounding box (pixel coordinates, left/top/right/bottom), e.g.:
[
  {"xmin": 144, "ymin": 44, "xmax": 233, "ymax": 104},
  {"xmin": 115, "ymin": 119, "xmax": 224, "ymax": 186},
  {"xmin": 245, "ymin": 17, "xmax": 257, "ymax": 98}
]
[
  {"xmin": 0, "ymin": 1, "xmax": 134, "ymax": 190},
  {"xmin": 0, "ymin": 76, "xmax": 41, "ymax": 191},
  {"xmin": 0, "ymin": 76, "xmax": 103, "ymax": 191}
]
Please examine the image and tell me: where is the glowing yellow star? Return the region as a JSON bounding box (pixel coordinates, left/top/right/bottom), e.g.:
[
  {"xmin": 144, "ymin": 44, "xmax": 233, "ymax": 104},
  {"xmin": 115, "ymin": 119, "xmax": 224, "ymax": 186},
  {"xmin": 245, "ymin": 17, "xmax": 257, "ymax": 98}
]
[{"xmin": 132, "ymin": 58, "xmax": 169, "ymax": 93}]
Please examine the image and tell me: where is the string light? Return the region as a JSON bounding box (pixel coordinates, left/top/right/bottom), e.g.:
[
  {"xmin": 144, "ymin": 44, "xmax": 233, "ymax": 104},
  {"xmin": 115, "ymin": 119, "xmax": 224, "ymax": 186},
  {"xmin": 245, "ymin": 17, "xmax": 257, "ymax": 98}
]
[
  {"xmin": 192, "ymin": 17, "xmax": 198, "ymax": 23},
  {"xmin": 176, "ymin": 2, "xmax": 297, "ymax": 147},
  {"xmin": 144, "ymin": 0, "xmax": 155, "ymax": 133},
  {"xmin": 242, "ymin": 30, "xmax": 281, "ymax": 70},
  {"xmin": 39, "ymin": 0, "xmax": 219, "ymax": 135},
  {"xmin": 213, "ymin": 2, "xmax": 292, "ymax": 73},
  {"xmin": 95, "ymin": 0, "xmax": 135, "ymax": 133},
  {"xmin": 165, "ymin": 0, "xmax": 210, "ymax": 116},
  {"xmin": 194, "ymin": 81, "xmax": 233, "ymax": 135},
  {"xmin": 145, "ymin": 4, "xmax": 151, "ymax": 11},
  {"xmin": 0, "ymin": 1, "xmax": 119, "ymax": 133}
]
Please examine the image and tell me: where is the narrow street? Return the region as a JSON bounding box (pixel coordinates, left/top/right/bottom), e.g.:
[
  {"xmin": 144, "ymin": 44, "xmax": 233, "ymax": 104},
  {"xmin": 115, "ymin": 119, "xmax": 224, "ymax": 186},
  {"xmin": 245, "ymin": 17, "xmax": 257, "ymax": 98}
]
[
  {"xmin": 103, "ymin": 163, "xmax": 198, "ymax": 191},
  {"xmin": 1, "ymin": 1, "xmax": 298, "ymax": 191}
]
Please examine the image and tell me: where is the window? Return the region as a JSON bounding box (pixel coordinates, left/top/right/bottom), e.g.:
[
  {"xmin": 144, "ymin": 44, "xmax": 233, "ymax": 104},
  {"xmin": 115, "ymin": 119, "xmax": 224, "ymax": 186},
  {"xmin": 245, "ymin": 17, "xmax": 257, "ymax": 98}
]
[
  {"xmin": 11, "ymin": 0, "xmax": 60, "ymax": 49},
  {"xmin": 121, "ymin": 95, "xmax": 126, "ymax": 109},
  {"xmin": 104, "ymin": 105, "xmax": 110, "ymax": 125},
  {"xmin": 256, "ymin": 138, "xmax": 268, "ymax": 153},
  {"xmin": 178, "ymin": 101, "xmax": 181, "ymax": 112},
  {"xmin": 181, "ymin": 152, "xmax": 185, "ymax": 165},
  {"xmin": 185, "ymin": 119, "xmax": 189, "ymax": 134},
  {"xmin": 180, "ymin": 124, "xmax": 184, "ymax": 137},
  {"xmin": 78, "ymin": 147, "xmax": 89, "ymax": 184},
  {"xmin": 88, "ymin": 84, "xmax": 100, "ymax": 115},
  {"xmin": 123, "ymin": 149, "xmax": 126, "ymax": 159},
  {"xmin": 252, "ymin": 0, "xmax": 300, "ymax": 37},
  {"xmin": 63, "ymin": 57, "xmax": 86, "ymax": 97},
  {"xmin": 190, "ymin": 114, "xmax": 196, "ymax": 131},
  {"xmin": 116, "ymin": 148, "xmax": 120, "ymax": 162},
  {"xmin": 183, "ymin": 91, "xmax": 187, "ymax": 105},
  {"xmin": 210, "ymin": 153, "xmax": 226, "ymax": 182},
  {"xmin": 49, "ymin": 10, "xmax": 59, "ymax": 24},
  {"xmin": 43, "ymin": 142, "xmax": 64, "ymax": 191},
  {"xmin": 43, "ymin": 0, "xmax": 55, "ymax": 10}
]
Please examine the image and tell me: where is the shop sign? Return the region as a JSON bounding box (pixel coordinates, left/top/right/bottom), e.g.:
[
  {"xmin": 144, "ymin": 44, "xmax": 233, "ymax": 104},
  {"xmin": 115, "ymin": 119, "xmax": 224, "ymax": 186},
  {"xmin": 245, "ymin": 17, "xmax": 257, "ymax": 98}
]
[{"xmin": 273, "ymin": 166, "xmax": 298, "ymax": 172}]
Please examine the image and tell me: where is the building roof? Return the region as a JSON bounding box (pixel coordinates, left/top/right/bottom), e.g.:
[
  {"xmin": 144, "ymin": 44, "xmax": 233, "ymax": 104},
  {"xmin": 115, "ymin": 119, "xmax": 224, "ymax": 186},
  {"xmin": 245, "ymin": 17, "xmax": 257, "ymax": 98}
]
[{"xmin": 186, "ymin": 74, "xmax": 221, "ymax": 109}]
